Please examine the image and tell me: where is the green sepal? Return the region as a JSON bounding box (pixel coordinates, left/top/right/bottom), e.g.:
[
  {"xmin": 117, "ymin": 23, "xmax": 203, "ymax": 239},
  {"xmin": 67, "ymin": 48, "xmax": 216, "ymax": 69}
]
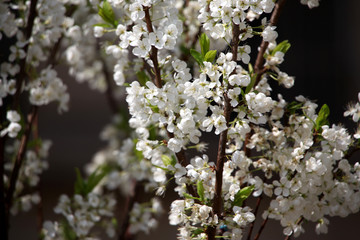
[
  {"xmin": 190, "ymin": 49, "xmax": 204, "ymax": 66},
  {"xmin": 197, "ymin": 180, "xmax": 205, "ymax": 202},
  {"xmin": 233, "ymin": 185, "xmax": 254, "ymax": 207},
  {"xmin": 315, "ymin": 104, "xmax": 330, "ymax": 132},
  {"xmin": 199, "ymin": 33, "xmax": 210, "ymax": 57},
  {"xmin": 162, "ymin": 154, "xmax": 176, "ymax": 167},
  {"xmin": 204, "ymin": 50, "xmax": 217, "ymax": 63}
]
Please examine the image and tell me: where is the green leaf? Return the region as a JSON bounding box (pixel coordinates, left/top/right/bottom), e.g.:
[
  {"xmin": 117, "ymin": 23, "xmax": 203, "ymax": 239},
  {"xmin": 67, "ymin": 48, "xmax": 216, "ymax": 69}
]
[
  {"xmin": 287, "ymin": 101, "xmax": 304, "ymax": 115},
  {"xmin": 74, "ymin": 166, "xmax": 109, "ymax": 196},
  {"xmin": 86, "ymin": 165, "xmax": 110, "ymax": 194},
  {"xmin": 204, "ymin": 50, "xmax": 217, "ymax": 63},
  {"xmin": 136, "ymin": 71, "xmax": 150, "ymax": 86},
  {"xmin": 98, "ymin": 0, "xmax": 116, "ymax": 27},
  {"xmin": 272, "ymin": 40, "xmax": 291, "ymax": 55},
  {"xmin": 315, "ymin": 104, "xmax": 330, "ymax": 132},
  {"xmin": 197, "ymin": 180, "xmax": 205, "ymax": 202},
  {"xmin": 190, "ymin": 49, "xmax": 204, "ymax": 66},
  {"xmin": 245, "ymin": 74, "xmax": 256, "ymax": 94},
  {"xmin": 191, "ymin": 228, "xmax": 204, "ymax": 237},
  {"xmin": 162, "ymin": 154, "xmax": 176, "ymax": 167},
  {"xmin": 61, "ymin": 220, "xmax": 77, "ymax": 240},
  {"xmin": 248, "ymin": 63, "xmax": 254, "ymax": 74},
  {"xmin": 233, "ymin": 185, "xmax": 254, "ymax": 207},
  {"xmin": 199, "ymin": 33, "xmax": 210, "ymax": 57},
  {"xmin": 74, "ymin": 168, "xmax": 85, "ymax": 195}
]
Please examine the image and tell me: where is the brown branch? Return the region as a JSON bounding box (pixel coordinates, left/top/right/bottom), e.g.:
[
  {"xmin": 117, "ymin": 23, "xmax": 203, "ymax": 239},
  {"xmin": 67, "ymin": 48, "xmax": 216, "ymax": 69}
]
[
  {"xmin": 118, "ymin": 181, "xmax": 139, "ymax": 240},
  {"xmin": 5, "ymin": 106, "xmax": 38, "ymax": 216},
  {"xmin": 253, "ymin": 217, "xmax": 268, "ymax": 240},
  {"xmin": 206, "ymin": 21, "xmax": 240, "ymax": 240},
  {"xmin": 246, "ymin": 195, "xmax": 263, "ymax": 240},
  {"xmin": 144, "ymin": 7, "xmax": 162, "ymax": 88},
  {"xmin": 13, "ymin": 0, "xmax": 39, "ymax": 109},
  {"xmin": 254, "ymin": 0, "xmax": 287, "ymax": 87}
]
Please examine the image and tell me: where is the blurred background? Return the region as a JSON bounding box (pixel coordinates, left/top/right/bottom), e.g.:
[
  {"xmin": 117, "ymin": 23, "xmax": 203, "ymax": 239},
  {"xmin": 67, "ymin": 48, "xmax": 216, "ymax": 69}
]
[{"xmin": 9, "ymin": 0, "xmax": 360, "ymax": 239}]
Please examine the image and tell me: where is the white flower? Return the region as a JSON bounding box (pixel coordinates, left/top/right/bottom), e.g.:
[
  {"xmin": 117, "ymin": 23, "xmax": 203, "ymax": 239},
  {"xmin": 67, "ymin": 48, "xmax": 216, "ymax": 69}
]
[
  {"xmin": 262, "ymin": 26, "xmax": 278, "ymax": 42},
  {"xmin": 168, "ymin": 138, "xmax": 182, "ymax": 153}
]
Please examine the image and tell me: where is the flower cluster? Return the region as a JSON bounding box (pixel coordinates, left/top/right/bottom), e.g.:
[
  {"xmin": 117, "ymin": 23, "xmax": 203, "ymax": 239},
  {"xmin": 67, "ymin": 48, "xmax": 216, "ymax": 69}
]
[{"xmin": 43, "ymin": 193, "xmax": 116, "ymax": 239}]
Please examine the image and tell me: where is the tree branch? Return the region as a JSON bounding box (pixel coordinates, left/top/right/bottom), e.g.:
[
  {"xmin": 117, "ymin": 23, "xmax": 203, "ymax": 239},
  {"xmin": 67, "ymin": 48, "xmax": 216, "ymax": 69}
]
[
  {"xmin": 206, "ymin": 21, "xmax": 240, "ymax": 240},
  {"xmin": 5, "ymin": 106, "xmax": 38, "ymax": 216},
  {"xmin": 13, "ymin": 0, "xmax": 39, "ymax": 109},
  {"xmin": 253, "ymin": 217, "xmax": 268, "ymax": 240},
  {"xmin": 254, "ymin": 0, "xmax": 287, "ymax": 87}
]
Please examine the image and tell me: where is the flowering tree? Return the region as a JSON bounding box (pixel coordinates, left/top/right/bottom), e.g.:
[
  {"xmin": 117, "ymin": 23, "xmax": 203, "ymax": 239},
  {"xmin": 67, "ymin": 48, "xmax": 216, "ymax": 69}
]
[{"xmin": 1, "ymin": 0, "xmax": 360, "ymax": 240}]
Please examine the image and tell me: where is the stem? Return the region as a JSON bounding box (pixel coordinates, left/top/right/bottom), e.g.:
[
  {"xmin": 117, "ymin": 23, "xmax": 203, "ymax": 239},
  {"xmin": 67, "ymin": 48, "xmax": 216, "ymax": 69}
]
[
  {"xmin": 5, "ymin": 106, "xmax": 38, "ymax": 216},
  {"xmin": 118, "ymin": 182, "xmax": 139, "ymax": 240},
  {"xmin": 206, "ymin": 21, "xmax": 240, "ymax": 240},
  {"xmin": 13, "ymin": 0, "xmax": 39, "ymax": 109},
  {"xmin": 246, "ymin": 195, "xmax": 263, "ymax": 240},
  {"xmin": 144, "ymin": 7, "xmax": 162, "ymax": 88},
  {"xmin": 254, "ymin": 0, "xmax": 287, "ymax": 86},
  {"xmin": 253, "ymin": 217, "xmax": 268, "ymax": 240}
]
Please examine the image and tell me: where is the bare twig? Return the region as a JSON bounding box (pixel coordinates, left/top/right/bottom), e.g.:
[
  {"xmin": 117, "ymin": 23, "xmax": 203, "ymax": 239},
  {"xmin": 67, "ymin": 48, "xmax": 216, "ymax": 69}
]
[
  {"xmin": 118, "ymin": 181, "xmax": 139, "ymax": 240},
  {"xmin": 5, "ymin": 106, "xmax": 38, "ymax": 216},
  {"xmin": 246, "ymin": 195, "xmax": 263, "ymax": 240},
  {"xmin": 253, "ymin": 217, "xmax": 268, "ymax": 240}
]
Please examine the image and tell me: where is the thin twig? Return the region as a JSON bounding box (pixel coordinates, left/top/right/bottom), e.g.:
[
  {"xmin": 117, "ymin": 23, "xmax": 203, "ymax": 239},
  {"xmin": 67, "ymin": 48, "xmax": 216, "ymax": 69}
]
[
  {"xmin": 206, "ymin": 21, "xmax": 240, "ymax": 240},
  {"xmin": 246, "ymin": 195, "xmax": 263, "ymax": 240},
  {"xmin": 118, "ymin": 181, "xmax": 139, "ymax": 240},
  {"xmin": 13, "ymin": 0, "xmax": 39, "ymax": 109},
  {"xmin": 5, "ymin": 106, "xmax": 38, "ymax": 216},
  {"xmin": 254, "ymin": 0, "xmax": 287, "ymax": 87},
  {"xmin": 253, "ymin": 217, "xmax": 268, "ymax": 240}
]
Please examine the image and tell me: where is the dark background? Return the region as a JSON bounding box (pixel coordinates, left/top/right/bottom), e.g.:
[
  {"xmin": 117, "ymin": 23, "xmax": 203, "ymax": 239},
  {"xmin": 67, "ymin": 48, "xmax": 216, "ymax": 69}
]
[{"xmin": 9, "ymin": 1, "xmax": 360, "ymax": 239}]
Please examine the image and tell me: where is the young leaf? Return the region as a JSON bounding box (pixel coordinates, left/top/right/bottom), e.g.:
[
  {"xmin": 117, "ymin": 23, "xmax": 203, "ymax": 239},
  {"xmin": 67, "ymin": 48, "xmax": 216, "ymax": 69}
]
[
  {"xmin": 233, "ymin": 185, "xmax": 254, "ymax": 207},
  {"xmin": 197, "ymin": 180, "xmax": 205, "ymax": 202},
  {"xmin": 190, "ymin": 49, "xmax": 204, "ymax": 66},
  {"xmin": 272, "ymin": 40, "xmax": 291, "ymax": 55},
  {"xmin": 98, "ymin": 0, "xmax": 116, "ymax": 27},
  {"xmin": 315, "ymin": 104, "xmax": 330, "ymax": 132},
  {"xmin": 245, "ymin": 74, "xmax": 256, "ymax": 94},
  {"xmin": 136, "ymin": 71, "xmax": 150, "ymax": 86},
  {"xmin": 74, "ymin": 168, "xmax": 85, "ymax": 195},
  {"xmin": 86, "ymin": 165, "xmax": 109, "ymax": 194},
  {"xmin": 204, "ymin": 50, "xmax": 217, "ymax": 63},
  {"xmin": 199, "ymin": 33, "xmax": 210, "ymax": 57}
]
